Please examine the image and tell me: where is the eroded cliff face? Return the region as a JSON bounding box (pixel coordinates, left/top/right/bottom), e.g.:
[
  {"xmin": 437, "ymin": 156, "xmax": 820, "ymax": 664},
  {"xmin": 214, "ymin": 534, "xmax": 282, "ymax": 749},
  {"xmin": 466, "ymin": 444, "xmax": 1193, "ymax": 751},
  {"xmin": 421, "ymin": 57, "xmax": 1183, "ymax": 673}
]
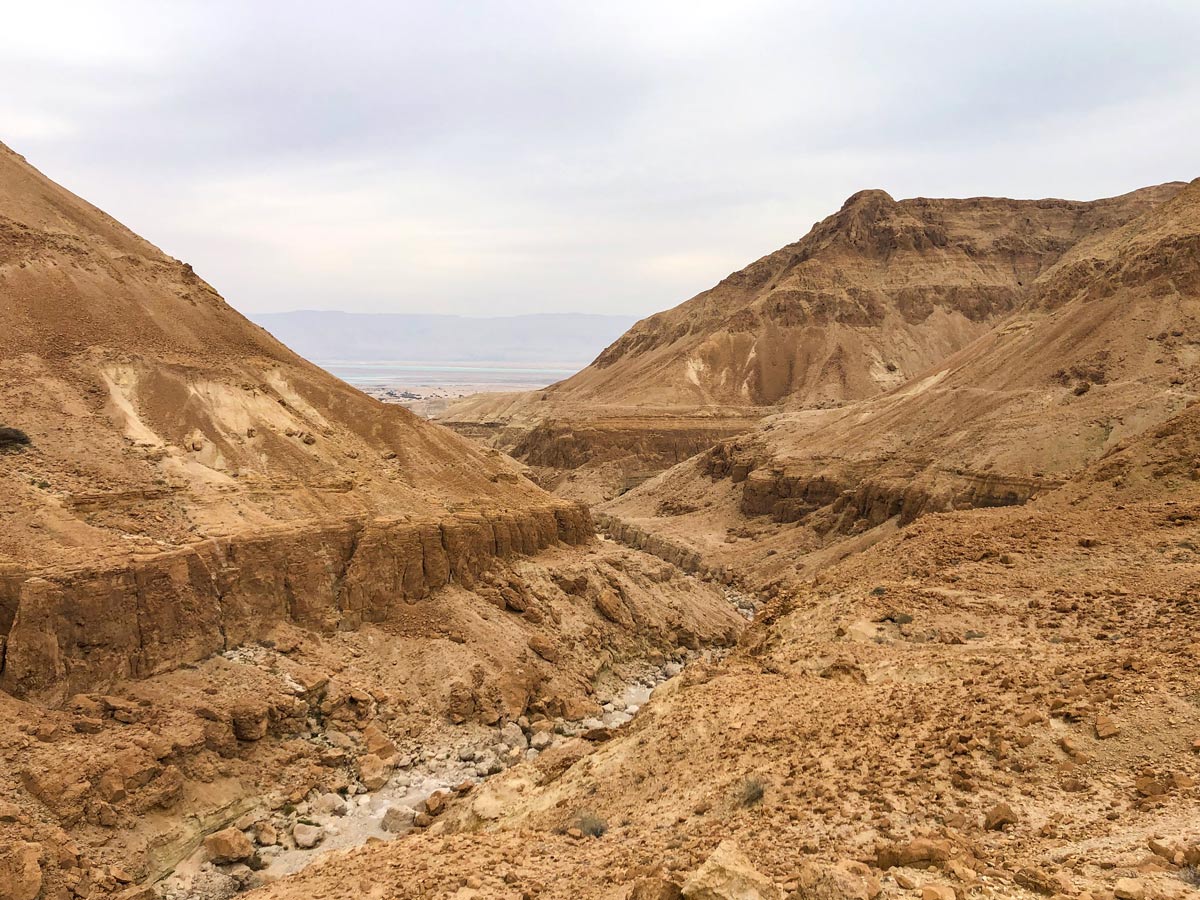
[{"xmin": 0, "ymin": 504, "xmax": 591, "ymax": 698}]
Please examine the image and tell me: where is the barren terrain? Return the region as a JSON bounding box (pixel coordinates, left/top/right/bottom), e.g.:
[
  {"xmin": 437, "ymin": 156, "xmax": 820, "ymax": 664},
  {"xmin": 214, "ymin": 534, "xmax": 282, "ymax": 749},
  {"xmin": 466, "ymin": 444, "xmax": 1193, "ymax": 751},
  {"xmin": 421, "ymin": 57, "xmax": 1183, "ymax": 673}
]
[{"xmin": 2, "ymin": 139, "xmax": 1198, "ymax": 900}]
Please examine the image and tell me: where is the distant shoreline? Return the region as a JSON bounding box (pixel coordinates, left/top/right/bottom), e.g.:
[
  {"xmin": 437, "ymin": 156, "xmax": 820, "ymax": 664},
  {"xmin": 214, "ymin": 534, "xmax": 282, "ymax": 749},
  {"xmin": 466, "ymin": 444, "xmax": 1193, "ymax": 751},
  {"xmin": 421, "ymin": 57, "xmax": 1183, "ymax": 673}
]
[
  {"xmin": 318, "ymin": 360, "xmax": 578, "ymax": 388},
  {"xmin": 315, "ymin": 360, "xmax": 575, "ymax": 417}
]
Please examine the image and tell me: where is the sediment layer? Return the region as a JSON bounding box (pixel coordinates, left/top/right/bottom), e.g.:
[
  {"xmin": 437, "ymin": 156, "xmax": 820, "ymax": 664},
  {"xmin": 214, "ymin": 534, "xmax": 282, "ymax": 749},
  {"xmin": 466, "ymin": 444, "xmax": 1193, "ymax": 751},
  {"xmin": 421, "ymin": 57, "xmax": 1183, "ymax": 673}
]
[{"xmin": 1, "ymin": 503, "xmax": 591, "ymax": 698}]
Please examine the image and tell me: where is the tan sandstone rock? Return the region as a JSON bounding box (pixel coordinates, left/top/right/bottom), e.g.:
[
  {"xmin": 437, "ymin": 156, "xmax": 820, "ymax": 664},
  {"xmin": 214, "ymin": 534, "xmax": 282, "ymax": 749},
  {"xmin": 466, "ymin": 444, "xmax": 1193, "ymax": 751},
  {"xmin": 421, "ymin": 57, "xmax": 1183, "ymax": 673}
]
[
  {"xmin": 681, "ymin": 840, "xmax": 782, "ymax": 900},
  {"xmin": 0, "ymin": 842, "xmax": 42, "ymax": 900},
  {"xmin": 203, "ymin": 827, "xmax": 254, "ymax": 864}
]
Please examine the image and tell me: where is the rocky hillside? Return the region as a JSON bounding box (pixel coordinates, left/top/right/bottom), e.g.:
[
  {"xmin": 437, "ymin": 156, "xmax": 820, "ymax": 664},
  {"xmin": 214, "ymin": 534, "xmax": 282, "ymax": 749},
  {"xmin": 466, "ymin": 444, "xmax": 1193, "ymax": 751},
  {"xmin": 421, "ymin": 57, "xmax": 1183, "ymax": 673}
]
[
  {"xmin": 0, "ymin": 144, "xmax": 746, "ymax": 900},
  {"xmin": 599, "ymin": 178, "xmax": 1200, "ymax": 591},
  {"xmin": 0, "ymin": 139, "xmax": 603, "ymax": 698},
  {"xmin": 440, "ymin": 183, "xmax": 1185, "ymax": 503}
]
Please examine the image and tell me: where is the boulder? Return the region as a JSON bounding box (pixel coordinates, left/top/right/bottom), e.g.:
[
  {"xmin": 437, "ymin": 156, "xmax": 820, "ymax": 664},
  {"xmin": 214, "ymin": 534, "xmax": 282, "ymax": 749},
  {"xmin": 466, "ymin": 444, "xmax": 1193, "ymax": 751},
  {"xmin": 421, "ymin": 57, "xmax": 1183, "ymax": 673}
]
[
  {"xmin": 358, "ymin": 753, "xmax": 391, "ymax": 791},
  {"xmin": 528, "ymin": 634, "xmax": 560, "ymax": 662},
  {"xmin": 231, "ymin": 704, "xmax": 269, "ymax": 742},
  {"xmin": 381, "ymin": 806, "xmax": 415, "ymax": 832},
  {"xmin": 0, "ymin": 842, "xmax": 42, "ymax": 900},
  {"xmin": 203, "ymin": 827, "xmax": 255, "ymax": 864},
  {"xmin": 876, "ymin": 838, "xmax": 953, "ymax": 869},
  {"xmin": 1113, "ymin": 878, "xmax": 1144, "ymax": 900},
  {"xmin": 500, "ymin": 722, "xmax": 528, "ymax": 750},
  {"xmin": 594, "ymin": 590, "xmax": 633, "ymax": 628},
  {"xmin": 312, "ymin": 792, "xmax": 348, "ymax": 817},
  {"xmin": 984, "ymin": 802, "xmax": 1017, "ymax": 830},
  {"xmin": 361, "ymin": 724, "xmax": 396, "ymax": 760},
  {"xmin": 682, "ymin": 841, "xmax": 782, "ymax": 900},
  {"xmin": 424, "ymin": 791, "xmax": 448, "ymax": 817},
  {"xmin": 792, "ymin": 861, "xmax": 881, "ymax": 900},
  {"xmin": 631, "ymin": 878, "xmax": 684, "ymax": 900},
  {"xmin": 447, "ymin": 681, "xmax": 476, "ymax": 724},
  {"xmin": 292, "ymin": 823, "xmax": 324, "ymax": 849}
]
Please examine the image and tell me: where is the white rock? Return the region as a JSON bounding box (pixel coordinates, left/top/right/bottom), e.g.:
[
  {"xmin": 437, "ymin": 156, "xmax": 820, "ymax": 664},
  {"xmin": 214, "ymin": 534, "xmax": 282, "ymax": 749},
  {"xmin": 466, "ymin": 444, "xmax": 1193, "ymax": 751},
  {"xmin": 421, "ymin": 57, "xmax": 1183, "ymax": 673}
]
[
  {"xmin": 500, "ymin": 722, "xmax": 528, "ymax": 750},
  {"xmin": 292, "ymin": 823, "xmax": 324, "ymax": 849},
  {"xmin": 312, "ymin": 792, "xmax": 347, "ymax": 817}
]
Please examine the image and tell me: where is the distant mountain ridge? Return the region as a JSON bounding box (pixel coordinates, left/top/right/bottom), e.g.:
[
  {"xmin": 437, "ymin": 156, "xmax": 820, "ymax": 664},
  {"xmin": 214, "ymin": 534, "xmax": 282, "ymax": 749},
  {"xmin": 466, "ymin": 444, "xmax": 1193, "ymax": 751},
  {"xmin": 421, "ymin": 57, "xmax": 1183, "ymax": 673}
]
[{"xmin": 249, "ymin": 311, "xmax": 638, "ymax": 366}]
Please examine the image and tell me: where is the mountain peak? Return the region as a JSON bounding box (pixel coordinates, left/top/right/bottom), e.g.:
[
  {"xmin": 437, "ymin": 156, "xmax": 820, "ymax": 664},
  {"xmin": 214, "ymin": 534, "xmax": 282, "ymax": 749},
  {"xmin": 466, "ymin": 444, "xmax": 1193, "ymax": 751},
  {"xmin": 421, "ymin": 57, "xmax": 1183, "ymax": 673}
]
[{"xmin": 839, "ymin": 188, "xmax": 895, "ymax": 210}]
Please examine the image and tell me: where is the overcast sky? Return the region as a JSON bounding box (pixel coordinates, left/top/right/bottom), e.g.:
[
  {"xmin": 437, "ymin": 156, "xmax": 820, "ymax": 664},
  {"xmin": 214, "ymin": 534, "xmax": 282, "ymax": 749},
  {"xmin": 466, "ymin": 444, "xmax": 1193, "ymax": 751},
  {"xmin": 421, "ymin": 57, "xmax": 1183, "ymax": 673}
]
[{"xmin": 4, "ymin": 1, "xmax": 1199, "ymax": 317}]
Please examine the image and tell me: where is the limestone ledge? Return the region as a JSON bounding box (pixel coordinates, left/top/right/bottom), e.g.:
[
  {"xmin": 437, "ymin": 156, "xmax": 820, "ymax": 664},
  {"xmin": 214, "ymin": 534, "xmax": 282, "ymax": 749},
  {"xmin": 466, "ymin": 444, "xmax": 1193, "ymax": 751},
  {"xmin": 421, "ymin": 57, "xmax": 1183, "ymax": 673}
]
[{"xmin": 0, "ymin": 502, "xmax": 592, "ymax": 698}]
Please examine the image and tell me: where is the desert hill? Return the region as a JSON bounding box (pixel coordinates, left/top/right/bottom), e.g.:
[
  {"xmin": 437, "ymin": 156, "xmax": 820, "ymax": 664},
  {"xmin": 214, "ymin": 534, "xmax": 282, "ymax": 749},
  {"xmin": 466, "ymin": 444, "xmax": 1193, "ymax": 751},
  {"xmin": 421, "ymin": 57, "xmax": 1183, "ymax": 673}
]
[
  {"xmin": 598, "ymin": 178, "xmax": 1200, "ymax": 589},
  {"xmin": 440, "ymin": 183, "xmax": 1185, "ymax": 502},
  {"xmin": 0, "ymin": 143, "xmax": 745, "ymax": 899},
  {"xmin": 0, "ymin": 139, "xmax": 605, "ymax": 697}
]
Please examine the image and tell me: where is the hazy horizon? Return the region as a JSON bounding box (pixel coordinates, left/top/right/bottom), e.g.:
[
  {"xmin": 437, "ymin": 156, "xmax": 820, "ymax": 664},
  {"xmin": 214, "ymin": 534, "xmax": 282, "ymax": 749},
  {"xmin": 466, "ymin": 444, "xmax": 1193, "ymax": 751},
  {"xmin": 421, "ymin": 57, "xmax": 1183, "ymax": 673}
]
[{"xmin": 249, "ymin": 309, "xmax": 637, "ymax": 368}]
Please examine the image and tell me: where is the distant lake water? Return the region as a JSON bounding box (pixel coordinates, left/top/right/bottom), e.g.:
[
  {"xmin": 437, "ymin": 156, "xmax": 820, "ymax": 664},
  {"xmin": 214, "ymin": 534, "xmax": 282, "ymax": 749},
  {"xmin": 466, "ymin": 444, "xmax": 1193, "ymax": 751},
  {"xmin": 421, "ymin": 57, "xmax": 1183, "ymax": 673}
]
[{"xmin": 318, "ymin": 361, "xmax": 579, "ymax": 389}]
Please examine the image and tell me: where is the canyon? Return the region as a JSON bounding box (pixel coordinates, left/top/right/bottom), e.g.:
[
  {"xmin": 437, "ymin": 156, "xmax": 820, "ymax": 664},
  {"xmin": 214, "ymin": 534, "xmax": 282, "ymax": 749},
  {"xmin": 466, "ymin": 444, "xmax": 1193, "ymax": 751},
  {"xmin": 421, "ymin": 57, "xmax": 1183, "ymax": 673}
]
[{"xmin": 2, "ymin": 137, "xmax": 1199, "ymax": 900}]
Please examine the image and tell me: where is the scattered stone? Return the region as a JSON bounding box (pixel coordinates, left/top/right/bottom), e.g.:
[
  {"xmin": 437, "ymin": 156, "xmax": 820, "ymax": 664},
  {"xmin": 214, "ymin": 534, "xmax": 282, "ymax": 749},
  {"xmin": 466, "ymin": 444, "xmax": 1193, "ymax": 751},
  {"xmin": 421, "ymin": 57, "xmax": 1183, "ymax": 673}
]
[
  {"xmin": 1095, "ymin": 715, "xmax": 1120, "ymax": 739},
  {"xmin": 985, "ymin": 802, "xmax": 1017, "ymax": 830},
  {"xmin": 292, "ymin": 823, "xmax": 324, "ymax": 849},
  {"xmin": 1113, "ymin": 877, "xmax": 1145, "ymax": 900},
  {"xmin": 203, "ymin": 827, "xmax": 255, "ymax": 864},
  {"xmin": 681, "ymin": 840, "xmax": 782, "ymax": 900},
  {"xmin": 921, "ymin": 887, "xmax": 956, "ymax": 900}
]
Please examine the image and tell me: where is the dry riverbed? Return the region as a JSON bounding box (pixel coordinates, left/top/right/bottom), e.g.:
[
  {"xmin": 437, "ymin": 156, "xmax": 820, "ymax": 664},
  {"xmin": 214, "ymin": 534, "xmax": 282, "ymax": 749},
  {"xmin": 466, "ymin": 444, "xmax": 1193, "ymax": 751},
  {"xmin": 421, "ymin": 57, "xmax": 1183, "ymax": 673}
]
[{"xmin": 157, "ymin": 651, "xmax": 719, "ymax": 900}]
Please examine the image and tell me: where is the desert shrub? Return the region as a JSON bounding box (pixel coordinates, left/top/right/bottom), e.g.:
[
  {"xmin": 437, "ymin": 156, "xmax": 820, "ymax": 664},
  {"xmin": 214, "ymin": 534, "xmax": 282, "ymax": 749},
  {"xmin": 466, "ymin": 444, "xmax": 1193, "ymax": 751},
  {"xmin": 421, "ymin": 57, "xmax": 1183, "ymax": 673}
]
[
  {"xmin": 575, "ymin": 812, "xmax": 608, "ymax": 838},
  {"xmin": 0, "ymin": 426, "xmax": 30, "ymax": 452},
  {"xmin": 735, "ymin": 775, "xmax": 766, "ymax": 807}
]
